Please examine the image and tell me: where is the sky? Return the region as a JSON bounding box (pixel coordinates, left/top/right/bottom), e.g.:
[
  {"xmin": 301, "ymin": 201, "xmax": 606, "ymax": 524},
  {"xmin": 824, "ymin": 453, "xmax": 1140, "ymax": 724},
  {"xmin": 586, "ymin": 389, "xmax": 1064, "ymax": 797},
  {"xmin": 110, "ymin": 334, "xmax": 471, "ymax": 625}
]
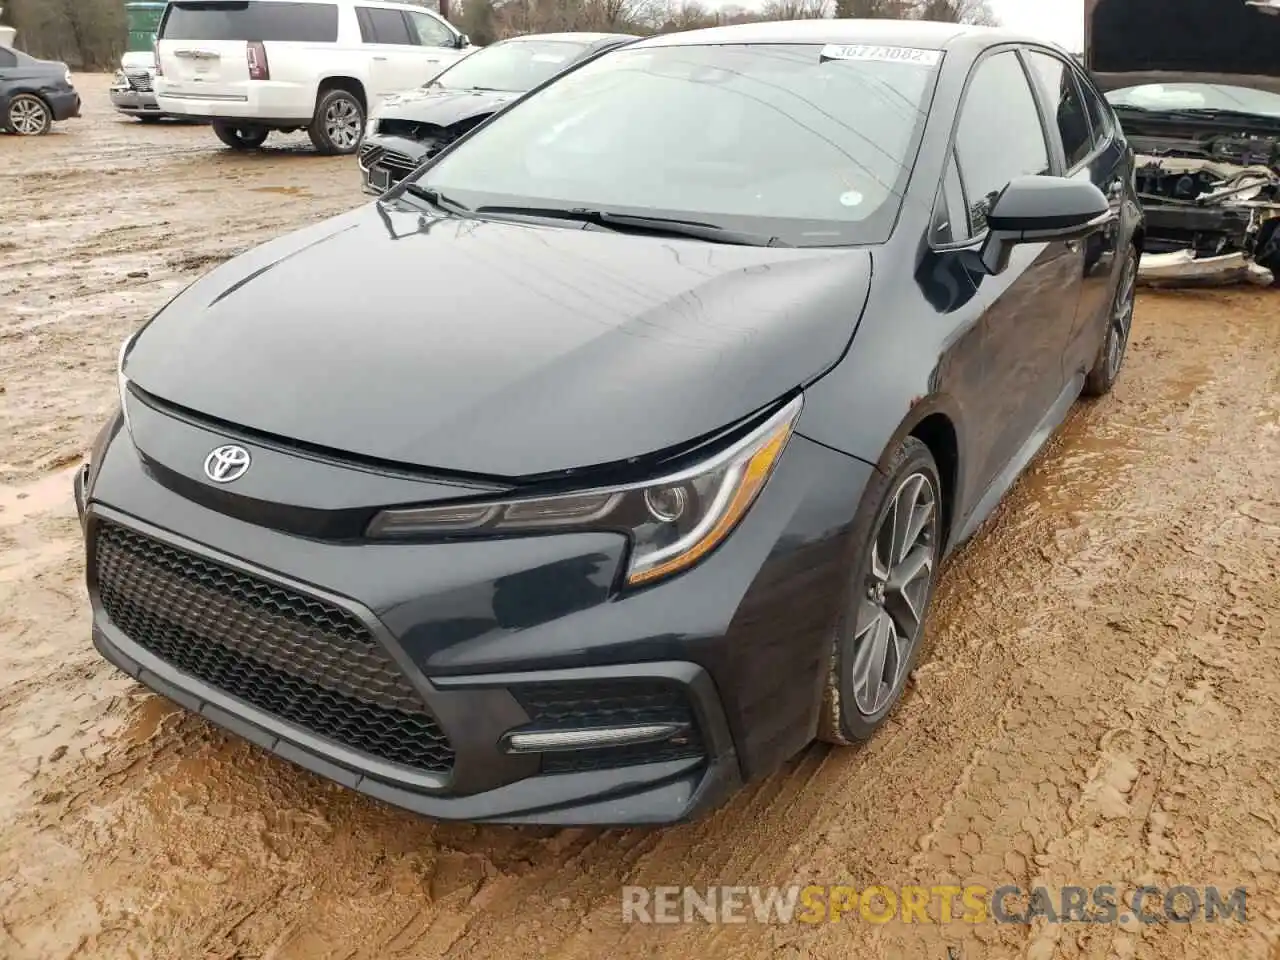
[{"xmin": 989, "ymin": 0, "xmax": 1083, "ymax": 51}]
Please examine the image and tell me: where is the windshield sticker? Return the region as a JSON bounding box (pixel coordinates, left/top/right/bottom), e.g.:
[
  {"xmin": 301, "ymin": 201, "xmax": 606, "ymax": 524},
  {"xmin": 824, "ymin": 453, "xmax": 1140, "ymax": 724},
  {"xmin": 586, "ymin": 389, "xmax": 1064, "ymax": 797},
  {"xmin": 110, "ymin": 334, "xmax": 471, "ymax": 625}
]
[{"xmin": 819, "ymin": 44, "xmax": 942, "ymax": 66}]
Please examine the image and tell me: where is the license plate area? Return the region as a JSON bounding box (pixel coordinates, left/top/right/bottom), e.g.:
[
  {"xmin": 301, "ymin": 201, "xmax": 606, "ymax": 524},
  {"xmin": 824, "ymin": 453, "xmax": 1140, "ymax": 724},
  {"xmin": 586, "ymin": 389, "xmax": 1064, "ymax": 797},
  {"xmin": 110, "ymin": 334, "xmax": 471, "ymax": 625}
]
[{"xmin": 369, "ymin": 166, "xmax": 391, "ymax": 191}]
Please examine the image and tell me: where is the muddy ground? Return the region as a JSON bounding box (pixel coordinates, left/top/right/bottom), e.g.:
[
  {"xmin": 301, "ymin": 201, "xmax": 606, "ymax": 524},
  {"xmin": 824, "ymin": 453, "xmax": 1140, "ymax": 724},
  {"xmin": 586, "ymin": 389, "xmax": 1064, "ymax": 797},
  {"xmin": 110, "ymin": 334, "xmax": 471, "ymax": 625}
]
[{"xmin": 1, "ymin": 75, "xmax": 1278, "ymax": 959}]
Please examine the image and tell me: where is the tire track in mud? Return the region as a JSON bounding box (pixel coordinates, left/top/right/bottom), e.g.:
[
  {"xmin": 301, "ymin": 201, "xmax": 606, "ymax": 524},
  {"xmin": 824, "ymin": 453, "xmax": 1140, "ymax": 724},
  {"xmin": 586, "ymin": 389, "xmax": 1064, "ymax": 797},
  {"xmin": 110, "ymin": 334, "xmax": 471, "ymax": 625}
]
[{"xmin": 3, "ymin": 85, "xmax": 1280, "ymax": 959}]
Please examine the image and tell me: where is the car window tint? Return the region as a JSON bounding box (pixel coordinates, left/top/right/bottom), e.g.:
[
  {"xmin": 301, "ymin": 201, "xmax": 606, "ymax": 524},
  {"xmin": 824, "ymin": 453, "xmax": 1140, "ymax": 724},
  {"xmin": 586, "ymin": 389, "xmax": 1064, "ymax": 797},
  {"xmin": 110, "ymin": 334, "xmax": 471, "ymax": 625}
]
[
  {"xmin": 406, "ymin": 11, "xmax": 453, "ymax": 47},
  {"xmin": 1025, "ymin": 51, "xmax": 1093, "ymax": 169},
  {"xmin": 1074, "ymin": 68, "xmax": 1114, "ymax": 148},
  {"xmin": 160, "ymin": 1, "xmax": 339, "ymax": 42},
  {"xmin": 362, "ymin": 8, "xmax": 412, "ymax": 45},
  {"xmin": 954, "ymin": 50, "xmax": 1050, "ymax": 234},
  {"xmin": 0, "ymin": 48, "xmax": 16, "ymax": 68}
]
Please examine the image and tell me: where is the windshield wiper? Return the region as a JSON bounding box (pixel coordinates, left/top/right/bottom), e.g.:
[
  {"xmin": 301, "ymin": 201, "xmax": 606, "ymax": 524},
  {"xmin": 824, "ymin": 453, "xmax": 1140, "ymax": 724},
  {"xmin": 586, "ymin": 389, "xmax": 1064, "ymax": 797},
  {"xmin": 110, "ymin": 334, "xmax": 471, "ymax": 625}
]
[
  {"xmin": 383, "ymin": 181, "xmax": 472, "ymax": 215},
  {"xmin": 473, "ymin": 205, "xmax": 792, "ymax": 247}
]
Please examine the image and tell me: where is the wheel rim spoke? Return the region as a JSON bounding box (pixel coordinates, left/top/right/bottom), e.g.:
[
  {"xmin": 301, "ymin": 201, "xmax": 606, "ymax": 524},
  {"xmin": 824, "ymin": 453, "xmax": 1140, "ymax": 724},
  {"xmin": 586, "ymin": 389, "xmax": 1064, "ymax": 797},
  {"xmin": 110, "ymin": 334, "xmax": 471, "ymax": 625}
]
[
  {"xmin": 1109, "ymin": 254, "xmax": 1136, "ymax": 375},
  {"xmin": 885, "ymin": 544, "xmax": 932, "ymax": 635},
  {"xmin": 851, "ymin": 611, "xmax": 894, "ymax": 715},
  {"xmin": 848, "ymin": 469, "xmax": 939, "ymax": 718}
]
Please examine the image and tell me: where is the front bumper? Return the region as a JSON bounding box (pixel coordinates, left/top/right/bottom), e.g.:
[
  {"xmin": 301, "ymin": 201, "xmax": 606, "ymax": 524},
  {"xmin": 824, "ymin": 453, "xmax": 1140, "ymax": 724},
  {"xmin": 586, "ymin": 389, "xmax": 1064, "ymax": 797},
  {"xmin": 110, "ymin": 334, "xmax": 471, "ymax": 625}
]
[
  {"xmin": 110, "ymin": 88, "xmax": 163, "ymax": 116},
  {"xmin": 79, "ymin": 399, "xmax": 872, "ymax": 825},
  {"xmin": 47, "ymin": 88, "xmax": 81, "ymax": 122}
]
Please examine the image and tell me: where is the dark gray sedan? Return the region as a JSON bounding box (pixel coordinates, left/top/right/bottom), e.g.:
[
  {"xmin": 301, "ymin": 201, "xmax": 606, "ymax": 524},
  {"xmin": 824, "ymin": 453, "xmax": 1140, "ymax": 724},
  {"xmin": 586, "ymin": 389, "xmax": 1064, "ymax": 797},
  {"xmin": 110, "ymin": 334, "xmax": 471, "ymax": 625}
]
[
  {"xmin": 81, "ymin": 20, "xmax": 1142, "ymax": 826},
  {"xmin": 0, "ymin": 45, "xmax": 80, "ymax": 135}
]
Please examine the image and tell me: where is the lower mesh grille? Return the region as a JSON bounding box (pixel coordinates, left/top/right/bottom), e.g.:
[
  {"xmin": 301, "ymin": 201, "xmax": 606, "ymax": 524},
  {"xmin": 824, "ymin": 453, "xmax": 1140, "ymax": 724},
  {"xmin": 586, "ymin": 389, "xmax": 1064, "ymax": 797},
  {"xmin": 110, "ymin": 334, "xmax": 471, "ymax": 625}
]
[
  {"xmin": 94, "ymin": 520, "xmax": 455, "ymax": 774},
  {"xmin": 511, "ymin": 680, "xmax": 705, "ymax": 774}
]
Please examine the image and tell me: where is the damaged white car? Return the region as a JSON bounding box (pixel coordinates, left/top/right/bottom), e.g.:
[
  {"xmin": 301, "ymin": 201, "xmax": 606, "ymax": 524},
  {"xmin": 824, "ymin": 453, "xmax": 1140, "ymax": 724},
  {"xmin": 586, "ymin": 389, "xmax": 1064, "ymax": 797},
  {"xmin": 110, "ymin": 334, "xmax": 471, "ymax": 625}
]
[{"xmin": 1086, "ymin": 0, "xmax": 1280, "ymax": 286}]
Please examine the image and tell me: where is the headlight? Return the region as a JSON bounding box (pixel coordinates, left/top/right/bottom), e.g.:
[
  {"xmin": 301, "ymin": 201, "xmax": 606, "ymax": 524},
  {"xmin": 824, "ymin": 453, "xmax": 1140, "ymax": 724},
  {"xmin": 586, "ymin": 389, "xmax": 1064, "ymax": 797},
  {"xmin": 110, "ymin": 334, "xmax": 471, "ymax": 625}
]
[
  {"xmin": 117, "ymin": 330, "xmax": 139, "ymax": 432},
  {"xmin": 365, "ymin": 116, "xmax": 380, "ymax": 138},
  {"xmin": 367, "ymin": 394, "xmax": 804, "ymax": 587},
  {"xmin": 112, "ymin": 71, "xmax": 126, "ymax": 88},
  {"xmin": 66, "ymin": 69, "xmax": 74, "ymax": 86}
]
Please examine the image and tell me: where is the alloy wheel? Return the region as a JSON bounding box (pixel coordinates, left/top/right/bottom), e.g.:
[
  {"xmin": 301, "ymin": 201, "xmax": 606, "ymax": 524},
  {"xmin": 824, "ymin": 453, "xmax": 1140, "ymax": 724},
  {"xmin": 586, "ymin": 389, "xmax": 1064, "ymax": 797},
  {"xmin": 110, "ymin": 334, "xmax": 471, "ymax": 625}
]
[
  {"xmin": 324, "ymin": 97, "xmax": 362, "ymax": 151},
  {"xmin": 849, "ymin": 471, "xmax": 938, "ymax": 717},
  {"xmin": 1107, "ymin": 249, "xmax": 1138, "ymax": 379},
  {"xmin": 9, "ymin": 96, "xmax": 49, "ymax": 135}
]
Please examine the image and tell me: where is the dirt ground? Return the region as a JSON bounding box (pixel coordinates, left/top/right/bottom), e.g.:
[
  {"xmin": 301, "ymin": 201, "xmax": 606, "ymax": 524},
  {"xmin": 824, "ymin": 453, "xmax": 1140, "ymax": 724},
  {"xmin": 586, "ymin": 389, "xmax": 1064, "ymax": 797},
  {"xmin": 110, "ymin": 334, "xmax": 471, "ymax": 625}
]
[{"xmin": 1, "ymin": 75, "xmax": 1278, "ymax": 960}]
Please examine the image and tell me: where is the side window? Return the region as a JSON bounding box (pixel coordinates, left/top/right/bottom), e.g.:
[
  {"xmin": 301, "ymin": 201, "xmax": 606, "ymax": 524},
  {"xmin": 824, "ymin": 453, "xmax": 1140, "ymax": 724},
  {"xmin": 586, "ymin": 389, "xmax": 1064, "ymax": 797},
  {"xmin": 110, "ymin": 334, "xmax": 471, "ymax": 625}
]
[
  {"xmin": 931, "ymin": 150, "xmax": 972, "ymax": 245},
  {"xmin": 954, "ymin": 50, "xmax": 1050, "ymax": 234},
  {"xmin": 406, "ymin": 11, "xmax": 454, "ymax": 48},
  {"xmin": 1074, "ymin": 68, "xmax": 1114, "ymax": 149},
  {"xmin": 360, "ymin": 7, "xmax": 412, "ymax": 44},
  {"xmin": 1025, "ymin": 51, "xmax": 1093, "ymax": 169},
  {"xmin": 0, "ymin": 49, "xmax": 17, "ymax": 69}
]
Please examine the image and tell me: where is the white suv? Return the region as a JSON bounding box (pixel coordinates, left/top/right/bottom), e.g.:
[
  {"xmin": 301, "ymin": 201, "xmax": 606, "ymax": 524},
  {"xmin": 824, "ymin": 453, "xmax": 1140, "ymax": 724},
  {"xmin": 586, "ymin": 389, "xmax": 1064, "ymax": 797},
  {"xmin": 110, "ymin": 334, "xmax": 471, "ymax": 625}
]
[{"xmin": 154, "ymin": 0, "xmax": 473, "ymax": 154}]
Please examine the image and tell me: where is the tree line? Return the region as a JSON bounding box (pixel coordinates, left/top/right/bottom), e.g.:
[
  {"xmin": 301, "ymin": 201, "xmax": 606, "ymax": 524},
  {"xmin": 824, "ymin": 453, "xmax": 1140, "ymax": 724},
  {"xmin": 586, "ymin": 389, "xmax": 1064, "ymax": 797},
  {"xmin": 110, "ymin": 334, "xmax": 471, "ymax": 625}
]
[{"xmin": 0, "ymin": 0, "xmax": 994, "ymax": 70}]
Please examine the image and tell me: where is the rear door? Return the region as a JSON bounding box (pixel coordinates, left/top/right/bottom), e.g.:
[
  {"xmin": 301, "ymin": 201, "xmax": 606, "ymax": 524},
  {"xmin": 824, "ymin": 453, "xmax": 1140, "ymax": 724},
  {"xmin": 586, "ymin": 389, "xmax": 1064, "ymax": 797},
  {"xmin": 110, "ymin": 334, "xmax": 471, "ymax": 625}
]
[
  {"xmin": 355, "ymin": 6, "xmax": 421, "ymax": 99},
  {"xmin": 157, "ymin": 1, "xmax": 339, "ymax": 99}
]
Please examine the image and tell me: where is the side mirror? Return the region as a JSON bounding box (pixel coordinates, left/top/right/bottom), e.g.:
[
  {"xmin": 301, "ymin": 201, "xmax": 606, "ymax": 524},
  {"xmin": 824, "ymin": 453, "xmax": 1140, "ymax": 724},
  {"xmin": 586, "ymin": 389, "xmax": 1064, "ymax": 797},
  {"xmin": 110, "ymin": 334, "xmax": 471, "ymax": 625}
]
[
  {"xmin": 456, "ymin": 33, "xmax": 470, "ymax": 49},
  {"xmin": 978, "ymin": 175, "xmax": 1112, "ymax": 275}
]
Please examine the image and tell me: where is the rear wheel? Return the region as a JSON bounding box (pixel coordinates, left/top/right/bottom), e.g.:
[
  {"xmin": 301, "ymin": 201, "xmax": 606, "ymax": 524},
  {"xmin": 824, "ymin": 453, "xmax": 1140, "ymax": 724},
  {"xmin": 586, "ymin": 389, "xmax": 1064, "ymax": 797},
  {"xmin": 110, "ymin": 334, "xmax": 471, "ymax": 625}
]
[
  {"xmin": 212, "ymin": 121, "xmax": 269, "ymax": 150},
  {"xmin": 308, "ymin": 88, "xmax": 364, "ymax": 155},
  {"xmin": 819, "ymin": 437, "xmax": 942, "ymax": 745},
  {"xmin": 6, "ymin": 94, "xmax": 52, "ymax": 136},
  {"xmin": 1083, "ymin": 244, "xmax": 1138, "ymax": 398}
]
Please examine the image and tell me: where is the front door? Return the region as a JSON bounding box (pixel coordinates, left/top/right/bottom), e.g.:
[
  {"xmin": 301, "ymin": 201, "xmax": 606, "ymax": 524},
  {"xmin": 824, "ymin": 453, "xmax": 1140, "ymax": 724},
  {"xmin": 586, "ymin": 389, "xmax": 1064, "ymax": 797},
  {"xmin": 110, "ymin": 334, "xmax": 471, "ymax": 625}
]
[{"xmin": 951, "ymin": 48, "xmax": 1084, "ymax": 491}]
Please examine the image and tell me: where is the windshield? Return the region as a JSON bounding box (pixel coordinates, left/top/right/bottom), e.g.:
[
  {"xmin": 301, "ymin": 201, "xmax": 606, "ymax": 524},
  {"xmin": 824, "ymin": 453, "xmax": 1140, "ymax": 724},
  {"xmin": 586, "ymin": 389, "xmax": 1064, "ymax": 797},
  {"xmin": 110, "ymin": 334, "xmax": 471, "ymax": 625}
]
[
  {"xmin": 413, "ymin": 43, "xmax": 942, "ymax": 247},
  {"xmin": 433, "ymin": 38, "xmax": 596, "ymax": 93},
  {"xmin": 1107, "ymin": 82, "xmax": 1280, "ymax": 119}
]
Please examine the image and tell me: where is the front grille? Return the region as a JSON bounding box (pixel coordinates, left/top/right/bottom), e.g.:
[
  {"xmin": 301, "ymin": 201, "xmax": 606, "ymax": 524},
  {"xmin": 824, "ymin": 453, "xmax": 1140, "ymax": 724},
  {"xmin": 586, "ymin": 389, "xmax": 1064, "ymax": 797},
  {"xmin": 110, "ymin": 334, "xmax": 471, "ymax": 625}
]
[
  {"xmin": 358, "ymin": 142, "xmax": 382, "ymax": 168},
  {"xmin": 375, "ymin": 148, "xmax": 420, "ymax": 178},
  {"xmin": 511, "ymin": 680, "xmax": 705, "ymax": 774},
  {"xmin": 94, "ymin": 520, "xmax": 455, "ymax": 774},
  {"xmin": 126, "ymin": 72, "xmax": 153, "ymax": 92}
]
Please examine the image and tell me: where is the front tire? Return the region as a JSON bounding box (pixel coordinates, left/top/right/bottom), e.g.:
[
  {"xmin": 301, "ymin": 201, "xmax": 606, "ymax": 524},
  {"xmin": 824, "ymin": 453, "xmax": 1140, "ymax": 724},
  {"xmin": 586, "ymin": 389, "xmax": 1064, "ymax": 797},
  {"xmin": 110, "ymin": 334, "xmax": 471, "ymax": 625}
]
[
  {"xmin": 308, "ymin": 88, "xmax": 364, "ymax": 155},
  {"xmin": 1083, "ymin": 244, "xmax": 1138, "ymax": 398},
  {"xmin": 212, "ymin": 122, "xmax": 269, "ymax": 149},
  {"xmin": 819, "ymin": 437, "xmax": 942, "ymax": 745},
  {"xmin": 6, "ymin": 94, "xmax": 52, "ymax": 135}
]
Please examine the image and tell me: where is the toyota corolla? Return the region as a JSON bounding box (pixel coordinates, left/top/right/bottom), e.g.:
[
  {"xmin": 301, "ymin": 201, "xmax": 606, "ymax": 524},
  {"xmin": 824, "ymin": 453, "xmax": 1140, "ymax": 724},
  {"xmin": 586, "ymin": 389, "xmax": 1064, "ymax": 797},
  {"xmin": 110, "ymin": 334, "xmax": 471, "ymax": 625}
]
[{"xmin": 78, "ymin": 20, "xmax": 1143, "ymax": 825}]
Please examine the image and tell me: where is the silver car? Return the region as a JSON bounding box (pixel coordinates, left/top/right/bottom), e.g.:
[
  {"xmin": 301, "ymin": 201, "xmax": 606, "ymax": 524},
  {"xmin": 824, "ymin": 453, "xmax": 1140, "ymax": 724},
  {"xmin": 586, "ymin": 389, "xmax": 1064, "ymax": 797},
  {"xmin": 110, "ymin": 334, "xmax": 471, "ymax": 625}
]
[{"xmin": 110, "ymin": 50, "xmax": 164, "ymax": 121}]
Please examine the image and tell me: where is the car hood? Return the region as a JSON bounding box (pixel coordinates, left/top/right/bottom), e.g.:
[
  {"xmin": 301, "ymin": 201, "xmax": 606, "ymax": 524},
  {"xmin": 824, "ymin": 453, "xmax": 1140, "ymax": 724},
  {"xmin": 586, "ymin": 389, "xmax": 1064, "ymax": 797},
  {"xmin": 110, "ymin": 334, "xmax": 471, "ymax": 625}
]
[
  {"xmin": 376, "ymin": 87, "xmax": 518, "ymax": 130},
  {"xmin": 121, "ymin": 50, "xmax": 156, "ymax": 71},
  {"xmin": 1087, "ymin": 0, "xmax": 1280, "ymax": 94},
  {"xmin": 123, "ymin": 204, "xmax": 872, "ymax": 479}
]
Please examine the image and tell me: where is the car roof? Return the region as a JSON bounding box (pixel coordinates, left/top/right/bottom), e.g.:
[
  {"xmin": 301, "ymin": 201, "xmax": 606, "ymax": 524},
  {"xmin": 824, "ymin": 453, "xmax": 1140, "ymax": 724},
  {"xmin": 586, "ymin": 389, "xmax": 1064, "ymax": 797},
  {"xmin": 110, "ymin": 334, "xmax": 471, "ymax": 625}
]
[
  {"xmin": 632, "ymin": 18, "xmax": 1038, "ymax": 52},
  {"xmin": 497, "ymin": 32, "xmax": 638, "ymax": 45}
]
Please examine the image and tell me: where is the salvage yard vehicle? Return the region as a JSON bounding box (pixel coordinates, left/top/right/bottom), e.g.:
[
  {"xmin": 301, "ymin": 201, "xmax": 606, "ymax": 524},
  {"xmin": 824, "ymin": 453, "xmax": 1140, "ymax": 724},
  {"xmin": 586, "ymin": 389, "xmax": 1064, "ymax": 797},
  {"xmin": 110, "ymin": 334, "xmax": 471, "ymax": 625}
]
[
  {"xmin": 80, "ymin": 20, "xmax": 1142, "ymax": 826},
  {"xmin": 110, "ymin": 1, "xmax": 169, "ymax": 121},
  {"xmin": 0, "ymin": 45, "xmax": 80, "ymax": 136},
  {"xmin": 1087, "ymin": 0, "xmax": 1280, "ymax": 285},
  {"xmin": 360, "ymin": 31, "xmax": 638, "ymax": 194},
  {"xmin": 154, "ymin": 0, "xmax": 473, "ymax": 154}
]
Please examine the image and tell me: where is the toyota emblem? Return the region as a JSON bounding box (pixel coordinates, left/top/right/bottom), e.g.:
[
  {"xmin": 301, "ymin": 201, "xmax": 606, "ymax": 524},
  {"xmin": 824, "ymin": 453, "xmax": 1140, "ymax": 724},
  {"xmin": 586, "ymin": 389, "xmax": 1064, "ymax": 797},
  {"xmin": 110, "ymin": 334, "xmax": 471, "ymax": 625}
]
[{"xmin": 203, "ymin": 444, "xmax": 251, "ymax": 483}]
